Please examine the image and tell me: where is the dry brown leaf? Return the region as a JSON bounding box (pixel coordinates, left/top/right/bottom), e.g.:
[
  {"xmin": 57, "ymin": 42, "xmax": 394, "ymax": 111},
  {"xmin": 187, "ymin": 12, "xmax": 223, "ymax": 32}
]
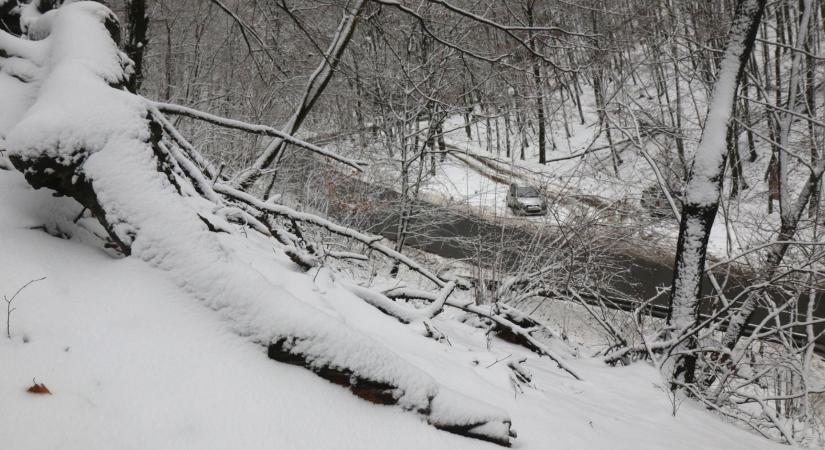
[{"xmin": 26, "ymin": 381, "xmax": 52, "ymax": 395}]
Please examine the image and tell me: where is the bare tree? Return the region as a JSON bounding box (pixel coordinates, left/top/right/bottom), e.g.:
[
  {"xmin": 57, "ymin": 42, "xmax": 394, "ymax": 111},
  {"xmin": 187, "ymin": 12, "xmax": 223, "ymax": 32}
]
[{"xmin": 666, "ymin": 0, "xmax": 766, "ymax": 385}]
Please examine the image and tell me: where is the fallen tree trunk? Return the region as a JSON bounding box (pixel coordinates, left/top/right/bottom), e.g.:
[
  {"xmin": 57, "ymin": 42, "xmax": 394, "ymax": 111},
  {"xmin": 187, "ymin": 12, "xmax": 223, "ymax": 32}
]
[{"xmin": 0, "ymin": 3, "xmax": 514, "ymax": 445}]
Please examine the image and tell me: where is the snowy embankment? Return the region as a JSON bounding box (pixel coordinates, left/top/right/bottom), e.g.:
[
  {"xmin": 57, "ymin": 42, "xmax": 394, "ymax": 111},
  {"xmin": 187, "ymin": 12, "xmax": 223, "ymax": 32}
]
[
  {"xmin": 0, "ymin": 2, "xmax": 791, "ymax": 449},
  {"xmin": 0, "ymin": 2, "xmax": 514, "ymax": 444},
  {"xmin": 0, "ymin": 171, "xmax": 784, "ymax": 450}
]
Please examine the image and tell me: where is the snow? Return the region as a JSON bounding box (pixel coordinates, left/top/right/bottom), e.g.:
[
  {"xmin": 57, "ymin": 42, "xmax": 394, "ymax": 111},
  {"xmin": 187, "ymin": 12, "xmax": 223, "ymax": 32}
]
[
  {"xmin": 0, "ymin": 160, "xmax": 786, "ymax": 450},
  {"xmin": 683, "ymin": 0, "xmax": 759, "ymax": 207},
  {"xmin": 3, "ymin": 3, "xmax": 514, "ymax": 444},
  {"xmin": 0, "ymin": 33, "xmax": 40, "ymax": 135},
  {"xmin": 0, "ymin": 174, "xmax": 485, "ymax": 450},
  {"xmin": 0, "ymin": 2, "xmax": 806, "ymax": 449}
]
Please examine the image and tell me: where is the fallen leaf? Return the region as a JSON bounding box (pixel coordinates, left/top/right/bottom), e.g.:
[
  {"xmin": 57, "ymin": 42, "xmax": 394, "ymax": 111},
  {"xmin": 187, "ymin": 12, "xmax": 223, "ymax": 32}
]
[{"xmin": 26, "ymin": 382, "xmax": 51, "ymax": 395}]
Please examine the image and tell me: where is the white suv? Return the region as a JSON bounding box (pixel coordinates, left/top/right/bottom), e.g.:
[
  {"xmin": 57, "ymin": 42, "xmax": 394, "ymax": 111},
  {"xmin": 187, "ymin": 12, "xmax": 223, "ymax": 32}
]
[{"xmin": 506, "ymin": 183, "xmax": 547, "ymax": 216}]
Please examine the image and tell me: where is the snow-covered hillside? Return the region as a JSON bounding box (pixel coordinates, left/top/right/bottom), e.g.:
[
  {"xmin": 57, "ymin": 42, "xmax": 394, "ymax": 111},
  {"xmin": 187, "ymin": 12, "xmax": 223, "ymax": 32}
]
[
  {"xmin": 1, "ymin": 1, "xmax": 822, "ymax": 448},
  {"xmin": 0, "ymin": 163, "xmax": 784, "ymax": 450}
]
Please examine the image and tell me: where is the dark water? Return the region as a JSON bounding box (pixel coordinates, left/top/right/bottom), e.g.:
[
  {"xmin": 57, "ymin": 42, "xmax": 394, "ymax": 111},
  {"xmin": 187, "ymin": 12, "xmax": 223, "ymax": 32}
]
[{"xmin": 320, "ymin": 175, "xmax": 825, "ymax": 355}]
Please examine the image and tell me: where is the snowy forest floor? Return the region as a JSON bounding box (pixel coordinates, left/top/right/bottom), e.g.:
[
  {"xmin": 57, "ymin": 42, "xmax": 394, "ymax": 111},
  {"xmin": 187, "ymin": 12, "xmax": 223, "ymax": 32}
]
[{"xmin": 0, "ymin": 164, "xmax": 789, "ymax": 449}]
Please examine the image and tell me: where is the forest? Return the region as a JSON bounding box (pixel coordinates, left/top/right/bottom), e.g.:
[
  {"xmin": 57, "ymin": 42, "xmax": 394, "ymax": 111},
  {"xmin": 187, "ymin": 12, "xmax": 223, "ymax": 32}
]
[{"xmin": 1, "ymin": 0, "xmax": 825, "ymax": 448}]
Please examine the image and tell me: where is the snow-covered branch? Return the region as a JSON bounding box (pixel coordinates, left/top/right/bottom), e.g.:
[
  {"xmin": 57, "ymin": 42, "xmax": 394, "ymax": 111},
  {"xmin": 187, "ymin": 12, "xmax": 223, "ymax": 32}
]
[
  {"xmin": 214, "ymin": 183, "xmax": 448, "ymax": 288},
  {"xmin": 345, "ymin": 281, "xmax": 455, "ymax": 324},
  {"xmin": 151, "ymin": 101, "xmax": 368, "ymax": 173},
  {"xmin": 666, "ymin": 0, "xmax": 766, "ymax": 384}
]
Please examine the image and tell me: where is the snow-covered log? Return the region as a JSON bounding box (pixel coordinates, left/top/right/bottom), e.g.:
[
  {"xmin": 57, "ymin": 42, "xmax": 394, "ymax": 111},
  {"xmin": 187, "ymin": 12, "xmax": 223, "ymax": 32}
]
[{"xmin": 0, "ymin": 2, "xmax": 515, "ymax": 445}]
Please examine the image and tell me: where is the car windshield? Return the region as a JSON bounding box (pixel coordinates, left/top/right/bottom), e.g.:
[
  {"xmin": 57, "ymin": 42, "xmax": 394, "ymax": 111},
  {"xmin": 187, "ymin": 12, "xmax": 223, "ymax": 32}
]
[{"xmin": 515, "ymin": 186, "xmax": 539, "ymax": 197}]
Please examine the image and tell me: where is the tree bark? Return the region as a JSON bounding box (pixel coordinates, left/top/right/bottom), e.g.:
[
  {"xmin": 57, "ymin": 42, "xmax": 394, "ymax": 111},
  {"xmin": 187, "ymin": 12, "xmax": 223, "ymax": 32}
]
[
  {"xmin": 124, "ymin": 0, "xmax": 148, "ymax": 93},
  {"xmin": 0, "ymin": 0, "xmax": 21, "ymax": 35},
  {"xmin": 666, "ymin": 0, "xmax": 766, "ymax": 385},
  {"xmin": 525, "ymin": 1, "xmax": 547, "ymax": 165}
]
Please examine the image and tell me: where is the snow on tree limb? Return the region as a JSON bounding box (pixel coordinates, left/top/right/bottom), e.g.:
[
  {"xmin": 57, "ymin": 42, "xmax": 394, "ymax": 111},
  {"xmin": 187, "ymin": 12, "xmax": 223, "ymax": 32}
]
[
  {"xmin": 383, "ymin": 288, "xmax": 581, "ymax": 380},
  {"xmin": 215, "ymin": 184, "xmax": 583, "ymax": 380},
  {"xmin": 151, "ymin": 100, "xmax": 368, "ymax": 173},
  {"xmin": 147, "ymin": 103, "xmax": 219, "ymax": 179},
  {"xmin": 214, "ymin": 183, "xmax": 449, "ymax": 288},
  {"xmin": 666, "ymin": 0, "xmax": 766, "ymax": 384},
  {"xmin": 344, "ymin": 281, "xmax": 455, "ymax": 324}
]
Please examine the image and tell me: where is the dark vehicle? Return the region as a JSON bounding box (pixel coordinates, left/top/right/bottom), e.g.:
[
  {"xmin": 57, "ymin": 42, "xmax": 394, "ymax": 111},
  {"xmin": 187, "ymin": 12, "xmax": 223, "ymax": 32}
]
[{"xmin": 506, "ymin": 183, "xmax": 547, "ymax": 216}]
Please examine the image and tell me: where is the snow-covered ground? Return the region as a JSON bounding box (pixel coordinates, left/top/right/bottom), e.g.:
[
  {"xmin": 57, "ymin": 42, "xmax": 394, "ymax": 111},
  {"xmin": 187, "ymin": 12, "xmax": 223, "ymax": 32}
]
[
  {"xmin": 0, "ymin": 4, "xmax": 812, "ymax": 446},
  {"xmin": 420, "ymin": 154, "xmax": 510, "ymax": 218},
  {"xmin": 0, "ymin": 165, "xmax": 786, "ymax": 449}
]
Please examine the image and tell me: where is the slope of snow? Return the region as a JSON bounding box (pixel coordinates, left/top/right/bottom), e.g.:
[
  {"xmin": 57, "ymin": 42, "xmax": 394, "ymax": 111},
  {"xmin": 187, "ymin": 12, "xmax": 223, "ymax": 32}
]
[
  {"xmin": 0, "ymin": 3, "xmax": 800, "ymax": 448},
  {"xmin": 2, "ymin": 4, "xmax": 513, "ymax": 443},
  {"xmin": 0, "ymin": 168, "xmax": 786, "ymax": 450}
]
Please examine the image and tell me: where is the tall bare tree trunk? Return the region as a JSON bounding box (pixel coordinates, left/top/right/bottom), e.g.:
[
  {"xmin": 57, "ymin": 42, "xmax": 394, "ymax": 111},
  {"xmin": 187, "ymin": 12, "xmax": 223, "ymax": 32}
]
[
  {"xmin": 124, "ymin": 0, "xmax": 148, "ymax": 93},
  {"xmin": 525, "ymin": 1, "xmax": 547, "ymax": 164},
  {"xmin": 667, "ymin": 0, "xmax": 766, "ymax": 385}
]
